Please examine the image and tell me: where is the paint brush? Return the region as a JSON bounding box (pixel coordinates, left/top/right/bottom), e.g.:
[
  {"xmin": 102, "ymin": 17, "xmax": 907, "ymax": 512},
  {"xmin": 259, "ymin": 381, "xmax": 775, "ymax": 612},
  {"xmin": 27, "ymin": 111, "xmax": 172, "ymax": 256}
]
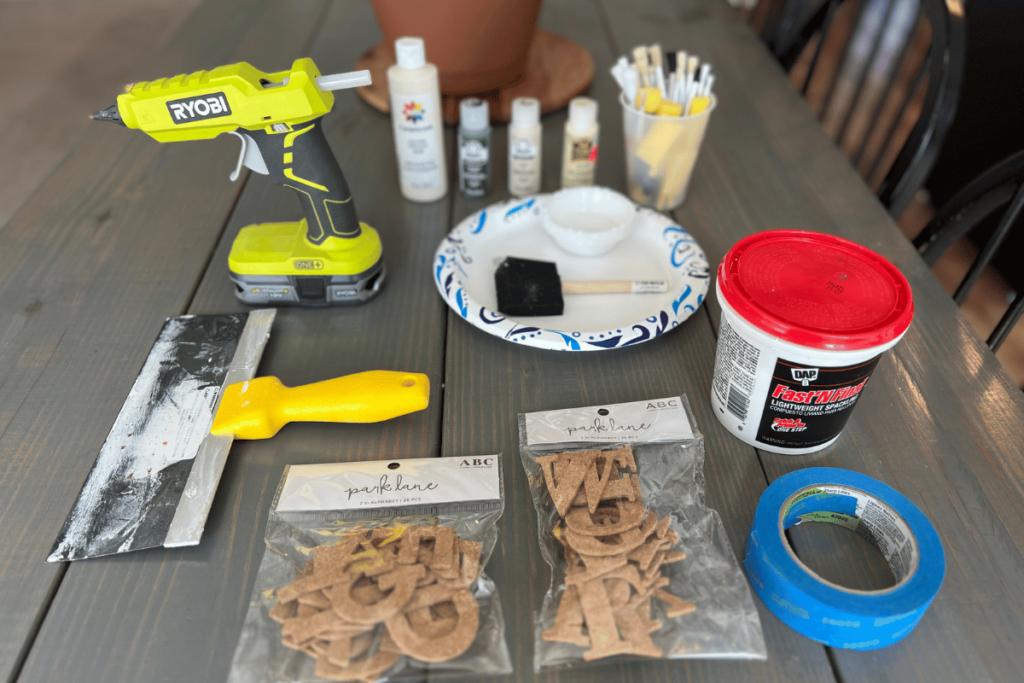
[
  {"xmin": 685, "ymin": 55, "xmax": 700, "ymax": 114},
  {"xmin": 649, "ymin": 44, "xmax": 666, "ymax": 93},
  {"xmin": 672, "ymin": 50, "xmax": 687, "ymax": 102},
  {"xmin": 632, "ymin": 45, "xmax": 651, "ymax": 88},
  {"xmin": 666, "ymin": 51, "xmax": 678, "ymax": 100},
  {"xmin": 623, "ymin": 67, "xmax": 640, "ymax": 107},
  {"xmin": 495, "ymin": 257, "xmax": 668, "ymax": 317}
]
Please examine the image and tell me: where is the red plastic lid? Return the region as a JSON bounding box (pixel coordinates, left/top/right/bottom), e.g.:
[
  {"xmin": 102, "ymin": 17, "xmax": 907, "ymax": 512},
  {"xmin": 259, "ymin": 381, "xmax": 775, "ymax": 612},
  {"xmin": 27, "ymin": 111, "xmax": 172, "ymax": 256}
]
[{"xmin": 717, "ymin": 230, "xmax": 913, "ymax": 350}]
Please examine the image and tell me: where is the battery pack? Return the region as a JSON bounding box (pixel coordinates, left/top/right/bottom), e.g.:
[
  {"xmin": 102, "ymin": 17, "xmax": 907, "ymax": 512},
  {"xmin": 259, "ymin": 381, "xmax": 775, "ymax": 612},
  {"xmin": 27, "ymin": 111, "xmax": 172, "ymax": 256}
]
[{"xmin": 228, "ymin": 220, "xmax": 384, "ymax": 306}]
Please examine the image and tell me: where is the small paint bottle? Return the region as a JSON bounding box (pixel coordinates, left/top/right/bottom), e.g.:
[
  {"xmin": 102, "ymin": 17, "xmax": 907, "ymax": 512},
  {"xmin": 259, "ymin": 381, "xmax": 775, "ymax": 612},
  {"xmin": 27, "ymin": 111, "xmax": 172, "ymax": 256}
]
[
  {"xmin": 458, "ymin": 98, "xmax": 492, "ymax": 198},
  {"xmin": 508, "ymin": 97, "xmax": 542, "ymax": 197},
  {"xmin": 387, "ymin": 36, "xmax": 447, "ymax": 202},
  {"xmin": 560, "ymin": 97, "xmax": 599, "ymax": 188}
]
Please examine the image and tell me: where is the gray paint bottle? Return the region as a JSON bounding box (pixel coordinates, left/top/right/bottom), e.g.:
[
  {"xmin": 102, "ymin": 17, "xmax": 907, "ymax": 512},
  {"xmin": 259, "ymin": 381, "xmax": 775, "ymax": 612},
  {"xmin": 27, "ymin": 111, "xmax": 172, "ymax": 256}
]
[{"xmin": 458, "ymin": 98, "xmax": 492, "ymax": 198}]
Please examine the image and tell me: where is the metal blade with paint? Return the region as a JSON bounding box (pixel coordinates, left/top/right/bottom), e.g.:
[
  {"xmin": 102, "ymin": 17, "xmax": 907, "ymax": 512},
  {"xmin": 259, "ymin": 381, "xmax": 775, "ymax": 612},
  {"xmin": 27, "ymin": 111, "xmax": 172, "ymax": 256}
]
[{"xmin": 48, "ymin": 310, "xmax": 275, "ymax": 561}]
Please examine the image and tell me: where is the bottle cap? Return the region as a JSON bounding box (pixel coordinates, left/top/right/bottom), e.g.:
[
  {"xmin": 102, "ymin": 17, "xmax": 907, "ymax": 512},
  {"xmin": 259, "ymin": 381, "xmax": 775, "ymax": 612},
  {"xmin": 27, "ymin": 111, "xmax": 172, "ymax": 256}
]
[
  {"xmin": 395, "ymin": 37, "xmax": 426, "ymax": 69},
  {"xmin": 568, "ymin": 97, "xmax": 598, "ymax": 133},
  {"xmin": 459, "ymin": 98, "xmax": 489, "ymax": 131},
  {"xmin": 511, "ymin": 97, "xmax": 540, "ymax": 128}
]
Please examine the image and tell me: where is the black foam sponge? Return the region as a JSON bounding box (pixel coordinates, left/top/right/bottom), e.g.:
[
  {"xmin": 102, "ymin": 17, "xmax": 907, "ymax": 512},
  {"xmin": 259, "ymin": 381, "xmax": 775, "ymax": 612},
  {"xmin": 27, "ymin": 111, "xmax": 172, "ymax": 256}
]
[{"xmin": 495, "ymin": 257, "xmax": 564, "ymax": 316}]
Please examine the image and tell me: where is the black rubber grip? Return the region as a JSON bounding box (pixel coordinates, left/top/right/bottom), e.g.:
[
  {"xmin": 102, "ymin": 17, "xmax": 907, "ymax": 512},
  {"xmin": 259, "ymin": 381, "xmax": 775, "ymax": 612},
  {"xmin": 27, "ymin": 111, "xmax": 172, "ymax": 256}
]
[{"xmin": 248, "ymin": 117, "xmax": 360, "ymax": 244}]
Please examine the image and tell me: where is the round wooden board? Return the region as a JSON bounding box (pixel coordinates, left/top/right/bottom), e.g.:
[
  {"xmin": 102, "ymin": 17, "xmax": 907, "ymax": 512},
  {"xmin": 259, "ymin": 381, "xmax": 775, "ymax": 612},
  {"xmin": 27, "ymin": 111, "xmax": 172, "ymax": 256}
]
[{"xmin": 354, "ymin": 30, "xmax": 595, "ymax": 125}]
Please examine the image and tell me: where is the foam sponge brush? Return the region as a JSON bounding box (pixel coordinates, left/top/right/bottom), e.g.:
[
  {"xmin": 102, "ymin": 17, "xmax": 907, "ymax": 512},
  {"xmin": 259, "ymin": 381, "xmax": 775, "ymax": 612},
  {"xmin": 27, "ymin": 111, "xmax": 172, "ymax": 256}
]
[{"xmin": 495, "ymin": 257, "xmax": 564, "ymax": 316}]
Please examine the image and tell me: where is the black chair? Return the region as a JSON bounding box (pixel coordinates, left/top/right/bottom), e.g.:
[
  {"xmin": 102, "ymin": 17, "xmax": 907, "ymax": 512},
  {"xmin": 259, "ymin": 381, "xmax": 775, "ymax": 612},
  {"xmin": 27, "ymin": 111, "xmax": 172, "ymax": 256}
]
[
  {"xmin": 750, "ymin": 0, "xmax": 965, "ymax": 218},
  {"xmin": 912, "ymin": 150, "xmax": 1024, "ymax": 352}
]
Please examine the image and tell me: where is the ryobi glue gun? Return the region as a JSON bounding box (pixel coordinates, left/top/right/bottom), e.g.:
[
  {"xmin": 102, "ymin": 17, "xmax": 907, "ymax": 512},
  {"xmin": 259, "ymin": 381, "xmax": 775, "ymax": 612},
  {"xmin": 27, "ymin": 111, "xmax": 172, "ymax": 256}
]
[{"xmin": 94, "ymin": 59, "xmax": 383, "ymax": 306}]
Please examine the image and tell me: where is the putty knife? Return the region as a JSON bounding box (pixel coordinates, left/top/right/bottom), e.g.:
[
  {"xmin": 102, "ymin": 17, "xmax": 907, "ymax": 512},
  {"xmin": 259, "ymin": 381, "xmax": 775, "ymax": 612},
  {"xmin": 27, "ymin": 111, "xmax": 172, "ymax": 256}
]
[{"xmin": 49, "ymin": 310, "xmax": 430, "ymax": 561}]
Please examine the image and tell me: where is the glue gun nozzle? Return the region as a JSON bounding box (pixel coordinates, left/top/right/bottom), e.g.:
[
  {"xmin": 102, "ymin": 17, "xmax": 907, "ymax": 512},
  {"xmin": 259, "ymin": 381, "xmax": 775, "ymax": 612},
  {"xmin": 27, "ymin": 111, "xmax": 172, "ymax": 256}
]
[{"xmin": 92, "ymin": 103, "xmax": 125, "ymax": 126}]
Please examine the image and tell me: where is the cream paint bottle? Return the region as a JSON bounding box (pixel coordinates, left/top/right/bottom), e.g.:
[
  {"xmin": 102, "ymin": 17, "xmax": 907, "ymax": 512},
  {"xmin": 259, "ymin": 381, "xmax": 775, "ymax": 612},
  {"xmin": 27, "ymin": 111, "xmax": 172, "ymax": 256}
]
[
  {"xmin": 508, "ymin": 97, "xmax": 542, "ymax": 196},
  {"xmin": 387, "ymin": 37, "xmax": 447, "ymax": 202},
  {"xmin": 560, "ymin": 97, "xmax": 599, "ymax": 188}
]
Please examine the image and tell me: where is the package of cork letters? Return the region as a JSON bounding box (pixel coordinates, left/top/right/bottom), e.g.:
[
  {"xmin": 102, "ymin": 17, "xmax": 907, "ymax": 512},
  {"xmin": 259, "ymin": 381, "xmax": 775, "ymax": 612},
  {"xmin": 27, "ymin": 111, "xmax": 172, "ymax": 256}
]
[
  {"xmin": 227, "ymin": 456, "xmax": 512, "ymax": 683},
  {"xmin": 519, "ymin": 396, "xmax": 766, "ymax": 670}
]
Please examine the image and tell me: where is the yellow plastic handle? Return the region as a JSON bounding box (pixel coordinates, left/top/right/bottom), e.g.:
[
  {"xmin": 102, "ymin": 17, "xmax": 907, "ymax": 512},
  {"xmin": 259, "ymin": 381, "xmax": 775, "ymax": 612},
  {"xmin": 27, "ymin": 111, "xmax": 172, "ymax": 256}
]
[{"xmin": 211, "ymin": 370, "xmax": 430, "ymax": 440}]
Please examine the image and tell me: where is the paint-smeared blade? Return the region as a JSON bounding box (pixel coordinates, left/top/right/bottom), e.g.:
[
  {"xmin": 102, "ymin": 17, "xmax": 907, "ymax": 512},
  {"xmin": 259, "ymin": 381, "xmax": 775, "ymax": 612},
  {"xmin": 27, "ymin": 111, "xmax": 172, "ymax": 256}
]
[
  {"xmin": 48, "ymin": 310, "xmax": 276, "ymax": 561},
  {"xmin": 163, "ymin": 309, "xmax": 274, "ymax": 547}
]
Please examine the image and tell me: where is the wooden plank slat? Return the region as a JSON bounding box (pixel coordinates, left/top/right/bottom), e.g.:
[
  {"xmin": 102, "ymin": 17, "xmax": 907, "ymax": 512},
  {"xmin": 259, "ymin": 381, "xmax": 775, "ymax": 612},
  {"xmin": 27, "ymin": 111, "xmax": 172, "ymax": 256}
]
[
  {"xmin": 0, "ymin": 0, "xmax": 203, "ymax": 231},
  {"xmin": 598, "ymin": 1, "xmax": 1024, "ymax": 681},
  {"xmin": 0, "ymin": 0, "xmax": 332, "ymax": 680},
  {"xmin": 437, "ymin": 0, "xmax": 836, "ymax": 680}
]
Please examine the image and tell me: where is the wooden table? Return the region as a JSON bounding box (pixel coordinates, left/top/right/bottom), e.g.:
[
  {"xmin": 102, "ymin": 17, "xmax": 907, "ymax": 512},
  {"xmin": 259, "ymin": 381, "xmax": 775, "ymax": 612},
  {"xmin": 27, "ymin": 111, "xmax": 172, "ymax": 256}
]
[{"xmin": 2, "ymin": 0, "xmax": 1023, "ymax": 681}]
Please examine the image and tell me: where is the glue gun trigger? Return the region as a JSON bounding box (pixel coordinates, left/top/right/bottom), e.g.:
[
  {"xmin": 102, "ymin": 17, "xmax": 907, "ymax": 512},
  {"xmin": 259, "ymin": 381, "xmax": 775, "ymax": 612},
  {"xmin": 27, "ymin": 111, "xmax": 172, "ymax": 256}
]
[{"xmin": 228, "ymin": 131, "xmax": 269, "ymax": 181}]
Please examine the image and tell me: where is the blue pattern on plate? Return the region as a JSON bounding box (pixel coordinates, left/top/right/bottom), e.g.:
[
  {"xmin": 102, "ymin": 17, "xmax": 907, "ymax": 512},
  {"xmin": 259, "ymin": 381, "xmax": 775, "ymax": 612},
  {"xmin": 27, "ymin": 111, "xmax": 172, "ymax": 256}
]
[
  {"xmin": 672, "ymin": 285, "xmax": 692, "ymax": 316},
  {"xmin": 556, "ymin": 332, "xmax": 582, "ymax": 350},
  {"xmin": 587, "ymin": 336, "xmax": 622, "ymax": 349},
  {"xmin": 435, "ymin": 255, "xmax": 446, "ymax": 285},
  {"xmin": 471, "ymin": 210, "xmax": 487, "ymax": 234},
  {"xmin": 505, "ymin": 198, "xmax": 535, "ymax": 221},
  {"xmin": 480, "ymin": 309, "xmax": 505, "ymax": 325}
]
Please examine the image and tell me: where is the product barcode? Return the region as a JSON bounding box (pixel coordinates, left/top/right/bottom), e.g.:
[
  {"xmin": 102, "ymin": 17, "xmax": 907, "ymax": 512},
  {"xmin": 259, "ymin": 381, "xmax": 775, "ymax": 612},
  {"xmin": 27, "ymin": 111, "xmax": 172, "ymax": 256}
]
[{"xmin": 727, "ymin": 384, "xmax": 750, "ymax": 421}]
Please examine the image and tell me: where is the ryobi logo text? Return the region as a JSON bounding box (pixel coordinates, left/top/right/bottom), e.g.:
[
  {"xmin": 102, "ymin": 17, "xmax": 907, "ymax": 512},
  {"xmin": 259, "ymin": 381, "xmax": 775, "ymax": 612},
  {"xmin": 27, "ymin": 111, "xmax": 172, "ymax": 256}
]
[{"xmin": 167, "ymin": 93, "xmax": 231, "ymax": 123}]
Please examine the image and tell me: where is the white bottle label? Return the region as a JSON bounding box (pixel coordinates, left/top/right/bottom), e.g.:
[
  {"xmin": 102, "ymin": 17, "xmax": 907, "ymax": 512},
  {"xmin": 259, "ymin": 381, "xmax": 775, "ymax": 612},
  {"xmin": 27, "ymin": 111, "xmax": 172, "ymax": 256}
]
[
  {"xmin": 509, "ymin": 136, "xmax": 540, "ymax": 196},
  {"xmin": 390, "ymin": 91, "xmax": 442, "ymax": 191},
  {"xmin": 460, "ymin": 139, "xmax": 489, "ymax": 163},
  {"xmin": 510, "ymin": 137, "xmax": 537, "ymax": 160},
  {"xmin": 562, "ymin": 133, "xmax": 599, "ymax": 188}
]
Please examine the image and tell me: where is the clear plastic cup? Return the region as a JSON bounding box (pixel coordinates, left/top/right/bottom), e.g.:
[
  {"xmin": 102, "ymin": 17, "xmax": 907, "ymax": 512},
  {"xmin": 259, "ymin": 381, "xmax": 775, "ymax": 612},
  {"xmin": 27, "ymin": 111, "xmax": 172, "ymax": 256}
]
[{"xmin": 620, "ymin": 93, "xmax": 716, "ymax": 211}]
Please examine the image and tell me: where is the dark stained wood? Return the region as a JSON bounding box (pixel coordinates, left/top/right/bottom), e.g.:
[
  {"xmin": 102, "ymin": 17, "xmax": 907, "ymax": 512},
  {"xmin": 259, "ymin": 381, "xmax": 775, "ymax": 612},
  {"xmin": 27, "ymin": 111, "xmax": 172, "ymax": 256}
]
[
  {"xmin": 0, "ymin": 0, "xmax": 202, "ymax": 231},
  {"xmin": 437, "ymin": 0, "xmax": 836, "ymax": 681},
  {"xmin": 3, "ymin": 0, "xmax": 1024, "ymax": 681}
]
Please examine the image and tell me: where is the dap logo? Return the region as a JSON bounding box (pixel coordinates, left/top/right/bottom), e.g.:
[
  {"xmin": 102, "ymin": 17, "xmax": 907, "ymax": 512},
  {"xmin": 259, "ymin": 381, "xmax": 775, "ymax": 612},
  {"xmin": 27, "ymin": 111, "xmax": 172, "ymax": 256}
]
[
  {"xmin": 402, "ymin": 100, "xmax": 425, "ymax": 123},
  {"xmin": 167, "ymin": 93, "xmax": 231, "ymax": 124},
  {"xmin": 790, "ymin": 368, "xmax": 819, "ymax": 386},
  {"xmin": 459, "ymin": 458, "xmax": 494, "ymax": 468}
]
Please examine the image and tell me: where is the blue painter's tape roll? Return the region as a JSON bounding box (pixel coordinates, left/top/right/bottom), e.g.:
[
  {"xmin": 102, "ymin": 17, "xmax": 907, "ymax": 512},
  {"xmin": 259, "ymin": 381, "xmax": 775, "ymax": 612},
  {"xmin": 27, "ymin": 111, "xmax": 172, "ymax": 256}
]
[{"xmin": 744, "ymin": 468, "xmax": 944, "ymax": 650}]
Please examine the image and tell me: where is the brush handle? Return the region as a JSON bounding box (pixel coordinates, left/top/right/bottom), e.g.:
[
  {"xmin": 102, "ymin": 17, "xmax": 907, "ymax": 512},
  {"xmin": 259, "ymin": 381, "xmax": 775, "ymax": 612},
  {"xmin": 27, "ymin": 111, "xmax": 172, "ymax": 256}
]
[
  {"xmin": 212, "ymin": 371, "xmax": 430, "ymax": 440},
  {"xmin": 561, "ymin": 280, "xmax": 668, "ymax": 294}
]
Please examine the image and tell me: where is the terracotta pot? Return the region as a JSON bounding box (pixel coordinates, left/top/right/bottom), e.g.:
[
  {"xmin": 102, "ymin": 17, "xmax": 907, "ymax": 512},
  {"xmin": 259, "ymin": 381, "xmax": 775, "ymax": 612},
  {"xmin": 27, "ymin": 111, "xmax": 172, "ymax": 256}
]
[{"xmin": 370, "ymin": 0, "xmax": 543, "ymax": 95}]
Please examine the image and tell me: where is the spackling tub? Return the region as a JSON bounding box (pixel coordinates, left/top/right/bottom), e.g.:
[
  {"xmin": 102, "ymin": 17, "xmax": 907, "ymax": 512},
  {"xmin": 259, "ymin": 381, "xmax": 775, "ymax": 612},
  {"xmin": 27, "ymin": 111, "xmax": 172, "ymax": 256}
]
[{"xmin": 710, "ymin": 230, "xmax": 913, "ymax": 454}]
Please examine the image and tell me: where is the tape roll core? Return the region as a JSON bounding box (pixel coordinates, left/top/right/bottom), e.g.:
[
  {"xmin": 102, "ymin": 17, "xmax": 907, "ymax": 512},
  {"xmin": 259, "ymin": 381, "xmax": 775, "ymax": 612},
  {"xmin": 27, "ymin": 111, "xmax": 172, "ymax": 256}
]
[
  {"xmin": 745, "ymin": 468, "xmax": 944, "ymax": 650},
  {"xmin": 778, "ymin": 484, "xmax": 917, "ymax": 595}
]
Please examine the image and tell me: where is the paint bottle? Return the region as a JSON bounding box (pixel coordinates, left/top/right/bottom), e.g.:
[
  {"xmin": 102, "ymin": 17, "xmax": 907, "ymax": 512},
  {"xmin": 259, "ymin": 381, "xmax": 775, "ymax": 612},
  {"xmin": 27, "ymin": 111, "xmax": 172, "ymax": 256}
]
[
  {"xmin": 508, "ymin": 97, "xmax": 542, "ymax": 197},
  {"xmin": 387, "ymin": 37, "xmax": 447, "ymax": 202},
  {"xmin": 458, "ymin": 98, "xmax": 492, "ymax": 198},
  {"xmin": 560, "ymin": 97, "xmax": 599, "ymax": 188}
]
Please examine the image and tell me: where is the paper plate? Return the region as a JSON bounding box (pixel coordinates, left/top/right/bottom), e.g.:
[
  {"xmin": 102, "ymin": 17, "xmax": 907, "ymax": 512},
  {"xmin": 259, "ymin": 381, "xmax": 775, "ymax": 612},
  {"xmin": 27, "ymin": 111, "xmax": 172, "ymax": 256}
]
[{"xmin": 432, "ymin": 195, "xmax": 710, "ymax": 351}]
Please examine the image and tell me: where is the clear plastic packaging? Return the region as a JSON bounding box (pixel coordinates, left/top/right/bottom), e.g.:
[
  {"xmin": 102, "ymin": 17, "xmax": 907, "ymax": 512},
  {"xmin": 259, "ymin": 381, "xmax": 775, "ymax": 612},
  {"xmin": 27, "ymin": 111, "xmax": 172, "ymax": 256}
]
[
  {"xmin": 228, "ymin": 456, "xmax": 512, "ymax": 682},
  {"xmin": 518, "ymin": 396, "xmax": 766, "ymax": 670}
]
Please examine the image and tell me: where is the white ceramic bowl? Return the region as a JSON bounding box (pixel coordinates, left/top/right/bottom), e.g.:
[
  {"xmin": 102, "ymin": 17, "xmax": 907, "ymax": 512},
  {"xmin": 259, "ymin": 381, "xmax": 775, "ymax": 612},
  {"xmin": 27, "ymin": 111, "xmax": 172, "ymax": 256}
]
[{"xmin": 542, "ymin": 186, "xmax": 636, "ymax": 256}]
